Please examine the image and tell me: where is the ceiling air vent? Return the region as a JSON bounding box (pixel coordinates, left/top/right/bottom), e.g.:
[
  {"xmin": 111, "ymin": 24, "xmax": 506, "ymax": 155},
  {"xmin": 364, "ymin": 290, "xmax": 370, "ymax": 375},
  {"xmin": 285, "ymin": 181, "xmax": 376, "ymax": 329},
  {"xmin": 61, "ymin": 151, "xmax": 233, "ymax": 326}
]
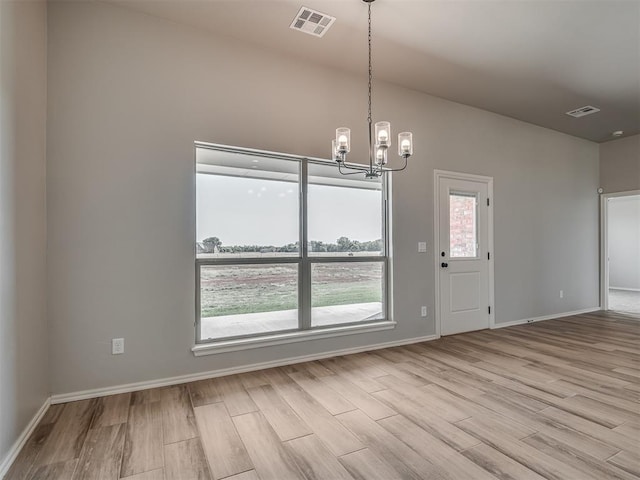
[
  {"xmin": 290, "ymin": 6, "xmax": 336, "ymax": 38},
  {"xmin": 565, "ymin": 105, "xmax": 601, "ymax": 118}
]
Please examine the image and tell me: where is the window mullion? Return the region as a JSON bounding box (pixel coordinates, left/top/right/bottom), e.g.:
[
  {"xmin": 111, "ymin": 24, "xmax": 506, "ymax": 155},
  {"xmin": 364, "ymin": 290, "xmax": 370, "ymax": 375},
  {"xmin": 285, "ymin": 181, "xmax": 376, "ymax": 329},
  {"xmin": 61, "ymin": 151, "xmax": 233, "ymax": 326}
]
[{"xmin": 300, "ymin": 160, "xmax": 311, "ymax": 330}]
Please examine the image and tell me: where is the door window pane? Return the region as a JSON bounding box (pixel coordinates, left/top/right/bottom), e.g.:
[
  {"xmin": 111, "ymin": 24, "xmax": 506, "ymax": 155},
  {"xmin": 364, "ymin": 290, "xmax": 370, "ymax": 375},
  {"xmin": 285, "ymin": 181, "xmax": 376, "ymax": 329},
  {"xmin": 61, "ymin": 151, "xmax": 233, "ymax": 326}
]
[
  {"xmin": 200, "ymin": 264, "xmax": 298, "ymax": 339},
  {"xmin": 449, "ymin": 192, "xmax": 478, "ymax": 258},
  {"xmin": 311, "ymin": 262, "xmax": 384, "ymax": 326},
  {"xmin": 308, "ymin": 163, "xmax": 383, "ymax": 257}
]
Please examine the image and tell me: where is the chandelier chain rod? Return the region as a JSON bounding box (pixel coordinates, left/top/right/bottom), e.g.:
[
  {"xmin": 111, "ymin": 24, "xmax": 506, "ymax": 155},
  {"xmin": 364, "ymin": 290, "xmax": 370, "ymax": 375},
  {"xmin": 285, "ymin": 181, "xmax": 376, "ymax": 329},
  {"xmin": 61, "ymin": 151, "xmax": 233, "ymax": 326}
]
[
  {"xmin": 333, "ymin": 0, "xmax": 413, "ymax": 178},
  {"xmin": 367, "ymin": 0, "xmax": 374, "ymax": 173},
  {"xmin": 367, "ymin": 1, "xmax": 372, "ymax": 127}
]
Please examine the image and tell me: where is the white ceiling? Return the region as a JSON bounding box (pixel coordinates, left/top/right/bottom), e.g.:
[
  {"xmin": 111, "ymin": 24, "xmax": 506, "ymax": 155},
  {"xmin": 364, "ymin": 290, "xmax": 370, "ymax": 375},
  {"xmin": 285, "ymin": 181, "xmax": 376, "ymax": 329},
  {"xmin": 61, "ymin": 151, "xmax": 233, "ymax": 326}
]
[{"xmin": 107, "ymin": 0, "xmax": 640, "ymax": 143}]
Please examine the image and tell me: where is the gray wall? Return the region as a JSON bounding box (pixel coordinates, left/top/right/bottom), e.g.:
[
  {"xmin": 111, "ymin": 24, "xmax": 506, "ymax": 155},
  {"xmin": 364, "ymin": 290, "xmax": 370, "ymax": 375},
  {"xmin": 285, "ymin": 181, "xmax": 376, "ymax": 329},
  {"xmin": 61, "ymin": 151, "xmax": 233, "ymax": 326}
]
[
  {"xmin": 608, "ymin": 196, "xmax": 640, "ymax": 290},
  {"xmin": 600, "ymin": 134, "xmax": 640, "ymax": 194},
  {"xmin": 47, "ymin": 1, "xmax": 600, "ymax": 395},
  {"xmin": 0, "ymin": 0, "xmax": 49, "ymax": 469}
]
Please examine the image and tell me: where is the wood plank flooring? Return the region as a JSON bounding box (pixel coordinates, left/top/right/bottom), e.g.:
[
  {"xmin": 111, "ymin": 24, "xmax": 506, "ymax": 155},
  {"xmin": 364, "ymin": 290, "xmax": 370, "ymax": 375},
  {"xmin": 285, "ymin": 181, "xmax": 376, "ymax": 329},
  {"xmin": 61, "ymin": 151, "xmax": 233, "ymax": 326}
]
[{"xmin": 6, "ymin": 310, "xmax": 639, "ymax": 480}]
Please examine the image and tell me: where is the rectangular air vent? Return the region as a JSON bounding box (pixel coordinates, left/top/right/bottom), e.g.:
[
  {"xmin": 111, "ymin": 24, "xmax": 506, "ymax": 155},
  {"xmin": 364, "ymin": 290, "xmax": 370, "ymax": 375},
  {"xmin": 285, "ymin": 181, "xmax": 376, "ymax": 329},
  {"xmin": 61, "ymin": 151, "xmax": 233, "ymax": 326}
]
[
  {"xmin": 566, "ymin": 105, "xmax": 601, "ymax": 118},
  {"xmin": 290, "ymin": 6, "xmax": 335, "ymax": 38}
]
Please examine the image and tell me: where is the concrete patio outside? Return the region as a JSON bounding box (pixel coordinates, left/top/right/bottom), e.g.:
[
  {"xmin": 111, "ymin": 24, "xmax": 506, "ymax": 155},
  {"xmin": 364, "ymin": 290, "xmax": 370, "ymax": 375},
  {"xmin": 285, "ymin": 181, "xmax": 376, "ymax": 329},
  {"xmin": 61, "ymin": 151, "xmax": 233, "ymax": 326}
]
[{"xmin": 201, "ymin": 302, "xmax": 383, "ymax": 339}]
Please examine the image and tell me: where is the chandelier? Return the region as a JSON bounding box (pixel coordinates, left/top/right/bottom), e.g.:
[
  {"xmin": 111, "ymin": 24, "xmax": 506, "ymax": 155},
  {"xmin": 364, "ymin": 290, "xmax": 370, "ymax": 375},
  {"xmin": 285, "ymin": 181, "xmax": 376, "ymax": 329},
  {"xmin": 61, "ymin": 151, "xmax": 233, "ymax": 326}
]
[{"xmin": 332, "ymin": 0, "xmax": 414, "ymax": 178}]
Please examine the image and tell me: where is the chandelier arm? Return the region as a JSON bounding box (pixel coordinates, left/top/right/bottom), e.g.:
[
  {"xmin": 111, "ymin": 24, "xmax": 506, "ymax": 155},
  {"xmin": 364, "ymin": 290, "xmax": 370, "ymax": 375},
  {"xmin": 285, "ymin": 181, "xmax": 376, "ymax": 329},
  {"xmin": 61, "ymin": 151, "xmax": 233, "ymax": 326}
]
[
  {"xmin": 381, "ymin": 155, "xmax": 409, "ymax": 173},
  {"xmin": 337, "ymin": 162, "xmax": 371, "ymax": 175},
  {"xmin": 339, "ymin": 159, "xmax": 370, "ymax": 172}
]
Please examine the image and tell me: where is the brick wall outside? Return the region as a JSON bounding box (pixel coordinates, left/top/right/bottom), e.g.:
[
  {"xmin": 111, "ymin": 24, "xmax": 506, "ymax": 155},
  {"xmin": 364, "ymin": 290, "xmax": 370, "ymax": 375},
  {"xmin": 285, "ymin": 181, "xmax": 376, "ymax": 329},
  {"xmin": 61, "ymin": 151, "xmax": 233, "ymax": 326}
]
[{"xmin": 450, "ymin": 194, "xmax": 477, "ymax": 257}]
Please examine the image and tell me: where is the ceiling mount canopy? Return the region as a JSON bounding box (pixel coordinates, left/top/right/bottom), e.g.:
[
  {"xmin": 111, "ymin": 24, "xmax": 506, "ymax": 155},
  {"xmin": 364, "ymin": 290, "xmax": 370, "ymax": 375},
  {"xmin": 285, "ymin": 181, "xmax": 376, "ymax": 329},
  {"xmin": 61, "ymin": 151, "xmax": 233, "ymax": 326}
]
[{"xmin": 332, "ymin": 0, "xmax": 414, "ymax": 178}]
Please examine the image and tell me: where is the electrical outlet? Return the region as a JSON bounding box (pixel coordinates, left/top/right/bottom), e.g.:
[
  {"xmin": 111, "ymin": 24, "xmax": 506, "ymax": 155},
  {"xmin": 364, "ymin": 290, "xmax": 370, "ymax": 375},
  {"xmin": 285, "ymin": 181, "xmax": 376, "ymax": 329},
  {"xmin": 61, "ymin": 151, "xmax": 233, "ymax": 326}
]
[
  {"xmin": 418, "ymin": 242, "xmax": 427, "ymax": 253},
  {"xmin": 421, "ymin": 306, "xmax": 427, "ymax": 317},
  {"xmin": 112, "ymin": 338, "xmax": 124, "ymax": 355},
  {"xmin": 559, "ymin": 290, "xmax": 564, "ymax": 299}
]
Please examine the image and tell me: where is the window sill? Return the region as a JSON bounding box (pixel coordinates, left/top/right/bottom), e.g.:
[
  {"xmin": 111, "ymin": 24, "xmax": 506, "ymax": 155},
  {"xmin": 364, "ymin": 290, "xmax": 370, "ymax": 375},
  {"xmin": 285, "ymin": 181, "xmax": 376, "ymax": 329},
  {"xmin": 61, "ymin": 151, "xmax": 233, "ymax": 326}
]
[{"xmin": 192, "ymin": 320, "xmax": 397, "ymax": 356}]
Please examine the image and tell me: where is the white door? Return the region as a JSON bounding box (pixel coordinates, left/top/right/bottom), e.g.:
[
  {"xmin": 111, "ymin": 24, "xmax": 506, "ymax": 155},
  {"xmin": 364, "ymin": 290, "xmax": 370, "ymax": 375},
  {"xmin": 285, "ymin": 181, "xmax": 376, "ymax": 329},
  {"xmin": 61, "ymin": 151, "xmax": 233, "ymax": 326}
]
[{"xmin": 436, "ymin": 173, "xmax": 492, "ymax": 336}]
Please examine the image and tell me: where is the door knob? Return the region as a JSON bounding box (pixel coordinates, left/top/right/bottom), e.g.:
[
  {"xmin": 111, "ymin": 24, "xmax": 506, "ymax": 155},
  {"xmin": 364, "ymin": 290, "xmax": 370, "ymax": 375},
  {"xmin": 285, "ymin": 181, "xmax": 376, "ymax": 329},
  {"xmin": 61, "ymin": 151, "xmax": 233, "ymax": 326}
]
[{"xmin": 441, "ymin": 262, "xmax": 448, "ymax": 268}]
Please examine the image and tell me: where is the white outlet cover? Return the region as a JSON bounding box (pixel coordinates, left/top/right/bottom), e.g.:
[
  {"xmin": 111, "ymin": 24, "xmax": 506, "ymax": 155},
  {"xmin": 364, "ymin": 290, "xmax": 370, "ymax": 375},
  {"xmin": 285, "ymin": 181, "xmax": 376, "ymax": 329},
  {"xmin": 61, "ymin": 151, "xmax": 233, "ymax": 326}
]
[
  {"xmin": 112, "ymin": 338, "xmax": 124, "ymax": 355},
  {"xmin": 421, "ymin": 306, "xmax": 427, "ymax": 317},
  {"xmin": 418, "ymin": 242, "xmax": 427, "ymax": 253}
]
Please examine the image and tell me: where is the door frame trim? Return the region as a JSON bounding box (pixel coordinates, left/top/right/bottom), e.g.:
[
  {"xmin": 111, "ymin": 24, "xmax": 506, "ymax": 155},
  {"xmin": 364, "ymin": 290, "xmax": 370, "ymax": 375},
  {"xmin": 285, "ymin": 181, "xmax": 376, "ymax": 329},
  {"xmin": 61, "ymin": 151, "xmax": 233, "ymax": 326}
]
[
  {"xmin": 434, "ymin": 170, "xmax": 495, "ymax": 337},
  {"xmin": 600, "ymin": 189, "xmax": 640, "ymax": 311}
]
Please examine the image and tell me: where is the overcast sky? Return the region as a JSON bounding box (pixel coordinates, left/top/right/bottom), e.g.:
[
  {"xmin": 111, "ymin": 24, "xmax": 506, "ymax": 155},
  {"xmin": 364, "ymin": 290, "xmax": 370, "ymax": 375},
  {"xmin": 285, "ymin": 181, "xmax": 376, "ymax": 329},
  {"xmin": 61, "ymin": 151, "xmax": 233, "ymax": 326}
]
[{"xmin": 197, "ymin": 174, "xmax": 382, "ymax": 246}]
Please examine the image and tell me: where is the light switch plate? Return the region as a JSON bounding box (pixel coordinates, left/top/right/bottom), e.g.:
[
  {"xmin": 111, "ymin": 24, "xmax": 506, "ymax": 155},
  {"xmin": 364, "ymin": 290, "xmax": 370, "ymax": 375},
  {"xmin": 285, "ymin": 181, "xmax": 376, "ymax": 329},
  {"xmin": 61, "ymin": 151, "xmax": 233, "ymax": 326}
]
[{"xmin": 418, "ymin": 242, "xmax": 427, "ymax": 253}]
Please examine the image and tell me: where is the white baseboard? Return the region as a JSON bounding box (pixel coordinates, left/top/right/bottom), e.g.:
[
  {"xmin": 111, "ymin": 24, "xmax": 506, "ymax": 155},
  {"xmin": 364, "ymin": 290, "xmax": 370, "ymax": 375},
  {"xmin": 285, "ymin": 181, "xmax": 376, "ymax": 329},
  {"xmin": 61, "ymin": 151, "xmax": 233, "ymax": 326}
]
[
  {"xmin": 610, "ymin": 287, "xmax": 640, "ymax": 292},
  {"xmin": 0, "ymin": 398, "xmax": 51, "ymax": 478},
  {"xmin": 51, "ymin": 334, "xmax": 439, "ymax": 404},
  {"xmin": 492, "ymin": 307, "xmax": 601, "ymax": 329}
]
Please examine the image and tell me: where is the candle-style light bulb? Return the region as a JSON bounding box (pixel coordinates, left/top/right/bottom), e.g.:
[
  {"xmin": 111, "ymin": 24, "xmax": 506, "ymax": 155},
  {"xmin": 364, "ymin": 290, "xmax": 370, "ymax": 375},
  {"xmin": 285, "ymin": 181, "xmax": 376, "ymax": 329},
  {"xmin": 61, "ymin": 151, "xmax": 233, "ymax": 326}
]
[
  {"xmin": 375, "ymin": 147, "xmax": 387, "ymax": 165},
  {"xmin": 375, "ymin": 121, "xmax": 391, "ymax": 147},
  {"xmin": 398, "ymin": 132, "xmax": 413, "ymax": 157},
  {"xmin": 335, "ymin": 127, "xmax": 351, "ymax": 153}
]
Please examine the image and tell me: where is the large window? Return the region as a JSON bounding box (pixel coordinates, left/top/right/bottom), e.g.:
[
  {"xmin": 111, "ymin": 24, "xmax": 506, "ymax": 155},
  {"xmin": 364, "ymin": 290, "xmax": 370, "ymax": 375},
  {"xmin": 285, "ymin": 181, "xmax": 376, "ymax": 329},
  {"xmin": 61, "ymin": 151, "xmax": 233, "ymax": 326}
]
[{"xmin": 195, "ymin": 144, "xmax": 389, "ymax": 344}]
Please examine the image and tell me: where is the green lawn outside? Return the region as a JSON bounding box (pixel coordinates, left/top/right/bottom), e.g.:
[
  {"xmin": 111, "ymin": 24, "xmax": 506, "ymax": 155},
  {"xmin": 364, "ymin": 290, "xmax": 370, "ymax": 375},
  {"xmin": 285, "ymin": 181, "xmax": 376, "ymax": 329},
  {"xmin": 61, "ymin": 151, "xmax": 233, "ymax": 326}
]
[{"xmin": 200, "ymin": 262, "xmax": 382, "ymax": 317}]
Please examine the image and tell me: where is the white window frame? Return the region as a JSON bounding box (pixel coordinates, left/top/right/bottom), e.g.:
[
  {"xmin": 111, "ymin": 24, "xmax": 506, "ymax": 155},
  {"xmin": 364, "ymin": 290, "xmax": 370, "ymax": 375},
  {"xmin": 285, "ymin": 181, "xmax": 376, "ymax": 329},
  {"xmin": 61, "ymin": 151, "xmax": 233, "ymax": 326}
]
[{"xmin": 193, "ymin": 143, "xmax": 394, "ymax": 355}]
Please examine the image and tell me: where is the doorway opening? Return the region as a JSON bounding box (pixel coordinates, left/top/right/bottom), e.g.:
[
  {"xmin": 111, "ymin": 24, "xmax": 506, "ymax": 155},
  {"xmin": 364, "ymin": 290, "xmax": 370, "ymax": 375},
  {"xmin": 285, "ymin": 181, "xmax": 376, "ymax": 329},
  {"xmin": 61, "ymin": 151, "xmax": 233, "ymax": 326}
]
[{"xmin": 601, "ymin": 191, "xmax": 640, "ymax": 316}]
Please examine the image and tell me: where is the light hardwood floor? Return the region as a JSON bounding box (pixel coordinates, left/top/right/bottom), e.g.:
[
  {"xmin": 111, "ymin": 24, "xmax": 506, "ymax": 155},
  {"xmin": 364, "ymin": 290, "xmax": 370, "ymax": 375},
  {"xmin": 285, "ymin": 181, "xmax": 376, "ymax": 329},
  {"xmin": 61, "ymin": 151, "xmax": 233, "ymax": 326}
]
[{"xmin": 6, "ymin": 310, "xmax": 639, "ymax": 480}]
